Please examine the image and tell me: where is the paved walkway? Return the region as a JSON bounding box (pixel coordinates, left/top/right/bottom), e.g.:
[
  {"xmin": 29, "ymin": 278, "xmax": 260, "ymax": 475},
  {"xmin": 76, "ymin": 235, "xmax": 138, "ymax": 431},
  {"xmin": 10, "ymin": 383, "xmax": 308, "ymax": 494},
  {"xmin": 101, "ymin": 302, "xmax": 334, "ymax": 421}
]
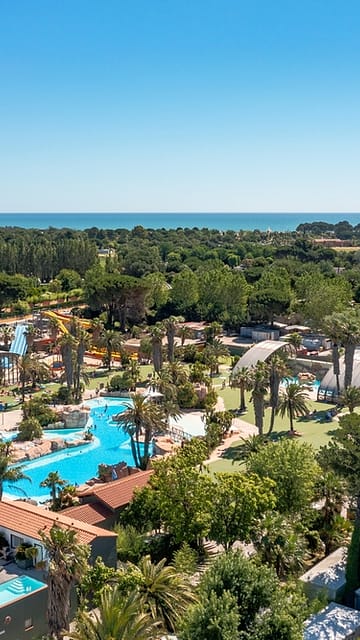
[{"xmin": 204, "ymin": 415, "xmax": 257, "ymax": 464}]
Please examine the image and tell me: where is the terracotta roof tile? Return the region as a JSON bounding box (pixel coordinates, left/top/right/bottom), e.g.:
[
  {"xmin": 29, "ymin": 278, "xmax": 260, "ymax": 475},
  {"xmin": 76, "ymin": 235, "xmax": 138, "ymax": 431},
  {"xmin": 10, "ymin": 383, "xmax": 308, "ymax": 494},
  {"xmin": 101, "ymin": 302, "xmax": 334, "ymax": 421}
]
[
  {"xmin": 91, "ymin": 470, "xmax": 153, "ymax": 510},
  {"xmin": 62, "ymin": 503, "xmax": 112, "ymax": 526},
  {"xmin": 0, "ymin": 499, "xmax": 116, "ymax": 545}
]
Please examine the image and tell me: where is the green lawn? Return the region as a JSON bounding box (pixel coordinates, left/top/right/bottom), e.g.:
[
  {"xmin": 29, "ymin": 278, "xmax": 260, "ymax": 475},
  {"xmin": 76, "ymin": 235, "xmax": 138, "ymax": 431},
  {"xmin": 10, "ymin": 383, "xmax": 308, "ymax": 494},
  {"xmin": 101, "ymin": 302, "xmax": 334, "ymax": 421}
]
[{"xmin": 207, "ymin": 386, "xmax": 340, "ymax": 473}]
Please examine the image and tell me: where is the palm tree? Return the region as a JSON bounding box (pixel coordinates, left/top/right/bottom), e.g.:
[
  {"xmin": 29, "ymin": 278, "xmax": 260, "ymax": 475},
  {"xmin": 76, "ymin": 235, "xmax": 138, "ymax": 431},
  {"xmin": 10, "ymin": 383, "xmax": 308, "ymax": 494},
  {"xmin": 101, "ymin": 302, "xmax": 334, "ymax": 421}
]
[
  {"xmin": 339, "ymin": 385, "xmax": 360, "ymax": 414},
  {"xmin": 74, "ymin": 328, "xmax": 90, "ymax": 401},
  {"xmin": 68, "ymin": 587, "xmax": 158, "ymax": 640},
  {"xmin": 125, "ymin": 358, "xmax": 141, "ymax": 391},
  {"xmin": 276, "ymin": 382, "xmax": 310, "ymax": 434},
  {"xmin": 268, "ymin": 353, "xmax": 289, "ymax": 434},
  {"xmin": 0, "ymin": 325, "xmax": 14, "ymax": 349},
  {"xmin": 203, "ymin": 339, "xmax": 229, "ymax": 376},
  {"xmin": 152, "ymin": 370, "xmax": 177, "ymax": 405},
  {"xmin": 253, "ymin": 512, "xmax": 307, "ymax": 578},
  {"xmin": 323, "ymin": 309, "xmax": 360, "ymax": 390},
  {"xmin": 89, "ymin": 317, "xmax": 104, "ymax": 344},
  {"xmin": 58, "ymin": 333, "xmax": 77, "ymax": 389},
  {"xmin": 163, "ymin": 315, "xmax": 184, "ymax": 363},
  {"xmin": 149, "ymin": 324, "xmax": 165, "ymax": 374},
  {"xmin": 178, "ymin": 325, "xmax": 192, "ymax": 347},
  {"xmin": 39, "ymin": 525, "xmax": 89, "ymax": 640},
  {"xmin": 0, "ymin": 442, "xmax": 30, "ymax": 500},
  {"xmin": 230, "ymin": 366, "xmax": 252, "ymax": 413},
  {"xmin": 40, "ymin": 471, "xmax": 67, "ymax": 510},
  {"xmin": 96, "ymin": 329, "xmax": 124, "ymax": 371},
  {"xmin": 134, "ymin": 555, "xmax": 197, "ymax": 633},
  {"xmin": 25, "ymin": 324, "xmax": 38, "ymax": 353},
  {"xmin": 48, "ymin": 315, "xmax": 62, "ymax": 344},
  {"xmin": 231, "ymin": 433, "xmax": 268, "ymax": 464},
  {"xmin": 17, "ymin": 354, "xmax": 50, "ymax": 402},
  {"xmin": 204, "ymin": 322, "xmax": 222, "ymax": 344},
  {"xmin": 284, "ymin": 332, "xmax": 302, "ymax": 353},
  {"xmin": 115, "ymin": 394, "xmax": 167, "ymax": 470},
  {"xmin": 17, "ymin": 354, "xmax": 34, "ymax": 402},
  {"xmin": 315, "ymin": 471, "xmax": 347, "ymax": 554},
  {"xmin": 161, "ymin": 361, "xmax": 188, "ymax": 387},
  {"xmin": 162, "ymin": 398, "xmax": 182, "ymax": 429},
  {"xmin": 250, "ymin": 361, "xmax": 269, "ymax": 436},
  {"xmin": 323, "ymin": 315, "xmax": 345, "ymax": 397}
]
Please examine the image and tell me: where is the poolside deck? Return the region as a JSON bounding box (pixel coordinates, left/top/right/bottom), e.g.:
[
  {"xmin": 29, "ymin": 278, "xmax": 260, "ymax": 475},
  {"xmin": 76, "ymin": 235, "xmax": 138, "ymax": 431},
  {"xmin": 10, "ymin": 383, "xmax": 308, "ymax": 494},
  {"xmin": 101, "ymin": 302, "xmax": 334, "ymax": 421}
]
[{"xmin": 0, "ymin": 560, "xmax": 46, "ymax": 585}]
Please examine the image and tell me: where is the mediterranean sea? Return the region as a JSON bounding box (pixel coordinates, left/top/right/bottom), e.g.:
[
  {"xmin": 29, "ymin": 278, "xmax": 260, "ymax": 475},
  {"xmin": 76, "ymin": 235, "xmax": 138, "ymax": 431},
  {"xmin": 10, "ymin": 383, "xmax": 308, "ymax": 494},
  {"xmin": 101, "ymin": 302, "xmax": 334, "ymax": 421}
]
[{"xmin": 0, "ymin": 212, "xmax": 359, "ymax": 231}]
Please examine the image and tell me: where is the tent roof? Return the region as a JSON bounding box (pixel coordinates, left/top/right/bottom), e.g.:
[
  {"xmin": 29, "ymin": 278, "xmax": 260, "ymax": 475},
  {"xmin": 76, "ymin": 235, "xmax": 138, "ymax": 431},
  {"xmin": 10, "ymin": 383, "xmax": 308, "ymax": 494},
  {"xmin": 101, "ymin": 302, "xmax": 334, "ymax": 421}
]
[
  {"xmin": 319, "ymin": 347, "xmax": 360, "ymax": 396},
  {"xmin": 232, "ymin": 340, "xmax": 291, "ymax": 374}
]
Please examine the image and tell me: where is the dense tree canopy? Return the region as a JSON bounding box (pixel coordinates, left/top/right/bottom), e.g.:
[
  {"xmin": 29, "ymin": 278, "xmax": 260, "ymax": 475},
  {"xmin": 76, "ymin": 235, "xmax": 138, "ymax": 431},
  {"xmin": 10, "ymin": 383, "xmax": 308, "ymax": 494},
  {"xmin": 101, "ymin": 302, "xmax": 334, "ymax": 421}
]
[
  {"xmin": 180, "ymin": 551, "xmax": 306, "ymax": 640},
  {"xmin": 247, "ymin": 439, "xmax": 321, "ymax": 516}
]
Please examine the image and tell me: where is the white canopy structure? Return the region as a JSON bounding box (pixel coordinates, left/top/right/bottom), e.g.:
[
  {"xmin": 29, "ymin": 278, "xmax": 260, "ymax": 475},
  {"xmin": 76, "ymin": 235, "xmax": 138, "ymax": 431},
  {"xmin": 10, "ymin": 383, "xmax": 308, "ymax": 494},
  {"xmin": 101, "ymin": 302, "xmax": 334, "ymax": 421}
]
[
  {"xmin": 232, "ymin": 340, "xmax": 292, "ymax": 376},
  {"xmin": 318, "ymin": 348, "xmax": 360, "ymax": 402}
]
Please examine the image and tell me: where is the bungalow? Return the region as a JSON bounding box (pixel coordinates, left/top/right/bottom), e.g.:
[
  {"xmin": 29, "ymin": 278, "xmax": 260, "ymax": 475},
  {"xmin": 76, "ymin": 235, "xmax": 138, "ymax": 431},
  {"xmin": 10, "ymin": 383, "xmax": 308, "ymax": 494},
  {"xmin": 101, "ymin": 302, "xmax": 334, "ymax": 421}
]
[
  {"xmin": 0, "ymin": 499, "xmax": 117, "ymax": 640},
  {"xmin": 0, "ymin": 499, "xmax": 117, "ymax": 568},
  {"xmin": 304, "ymin": 602, "xmax": 360, "ymax": 640},
  {"xmin": 300, "ymin": 547, "xmax": 347, "ymax": 602},
  {"xmin": 63, "ymin": 469, "xmax": 153, "ymax": 528}
]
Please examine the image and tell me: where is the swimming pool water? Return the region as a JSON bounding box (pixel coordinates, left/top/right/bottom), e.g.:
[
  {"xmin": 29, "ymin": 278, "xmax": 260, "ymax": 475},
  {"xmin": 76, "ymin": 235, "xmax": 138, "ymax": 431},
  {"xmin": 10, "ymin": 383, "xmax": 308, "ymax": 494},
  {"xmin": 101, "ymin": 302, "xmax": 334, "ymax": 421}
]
[
  {"xmin": 4, "ymin": 397, "xmax": 142, "ymax": 501},
  {"xmin": 282, "ymin": 376, "xmax": 320, "ymax": 388},
  {"xmin": 0, "ymin": 575, "xmax": 46, "ymax": 606},
  {"xmin": 42, "ymin": 428, "xmax": 86, "ymax": 442}
]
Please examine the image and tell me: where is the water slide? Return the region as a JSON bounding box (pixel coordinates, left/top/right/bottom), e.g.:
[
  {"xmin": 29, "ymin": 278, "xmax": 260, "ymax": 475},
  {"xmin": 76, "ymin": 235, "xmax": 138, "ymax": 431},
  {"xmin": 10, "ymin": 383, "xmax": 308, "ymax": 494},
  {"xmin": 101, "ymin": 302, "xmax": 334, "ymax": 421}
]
[
  {"xmin": 42, "ymin": 310, "xmax": 69, "ymax": 335},
  {"xmin": 9, "ymin": 324, "xmax": 28, "ymax": 356},
  {"xmin": 42, "ymin": 311, "xmax": 122, "ymax": 360},
  {"xmin": 49, "ymin": 311, "xmax": 92, "ymax": 330}
]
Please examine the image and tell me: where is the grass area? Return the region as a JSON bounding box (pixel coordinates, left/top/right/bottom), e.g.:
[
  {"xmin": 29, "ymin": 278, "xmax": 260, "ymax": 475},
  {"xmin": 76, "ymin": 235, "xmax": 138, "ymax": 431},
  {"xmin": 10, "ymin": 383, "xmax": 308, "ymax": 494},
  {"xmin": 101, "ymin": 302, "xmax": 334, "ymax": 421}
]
[{"xmin": 207, "ymin": 385, "xmax": 339, "ymax": 473}]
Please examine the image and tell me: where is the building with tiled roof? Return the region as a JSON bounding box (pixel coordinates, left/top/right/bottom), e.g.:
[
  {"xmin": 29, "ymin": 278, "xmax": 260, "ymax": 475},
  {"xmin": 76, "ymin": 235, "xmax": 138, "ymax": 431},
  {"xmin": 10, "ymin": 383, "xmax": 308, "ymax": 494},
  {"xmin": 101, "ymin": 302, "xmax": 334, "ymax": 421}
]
[
  {"xmin": 0, "ymin": 500, "xmax": 117, "ymax": 640},
  {"xmin": 61, "ymin": 502, "xmax": 112, "ymax": 527},
  {"xmin": 0, "ymin": 499, "xmax": 117, "ymax": 567},
  {"xmin": 63, "ymin": 469, "xmax": 153, "ymax": 527}
]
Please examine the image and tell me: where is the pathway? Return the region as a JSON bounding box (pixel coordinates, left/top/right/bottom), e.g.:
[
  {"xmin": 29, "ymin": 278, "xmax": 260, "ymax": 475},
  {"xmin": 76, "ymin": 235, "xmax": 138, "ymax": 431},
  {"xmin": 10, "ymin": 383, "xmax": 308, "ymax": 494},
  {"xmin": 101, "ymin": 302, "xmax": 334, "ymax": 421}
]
[{"xmin": 204, "ymin": 416, "xmax": 257, "ymax": 465}]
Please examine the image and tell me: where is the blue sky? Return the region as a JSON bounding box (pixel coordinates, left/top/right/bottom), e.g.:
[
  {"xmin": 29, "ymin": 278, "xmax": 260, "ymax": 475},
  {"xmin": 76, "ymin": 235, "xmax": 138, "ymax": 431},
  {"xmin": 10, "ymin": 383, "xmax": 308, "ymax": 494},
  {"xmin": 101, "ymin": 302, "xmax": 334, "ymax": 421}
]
[{"xmin": 1, "ymin": 0, "xmax": 359, "ymax": 213}]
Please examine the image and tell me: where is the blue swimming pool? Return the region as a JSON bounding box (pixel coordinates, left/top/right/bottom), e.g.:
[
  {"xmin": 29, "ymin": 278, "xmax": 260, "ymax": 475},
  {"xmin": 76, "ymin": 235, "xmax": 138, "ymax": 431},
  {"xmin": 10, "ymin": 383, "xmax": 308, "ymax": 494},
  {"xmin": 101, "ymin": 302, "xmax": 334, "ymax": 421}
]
[
  {"xmin": 4, "ymin": 397, "xmax": 141, "ymax": 501},
  {"xmin": 282, "ymin": 376, "xmax": 320, "ymax": 389},
  {"xmin": 0, "ymin": 575, "xmax": 46, "ymax": 606}
]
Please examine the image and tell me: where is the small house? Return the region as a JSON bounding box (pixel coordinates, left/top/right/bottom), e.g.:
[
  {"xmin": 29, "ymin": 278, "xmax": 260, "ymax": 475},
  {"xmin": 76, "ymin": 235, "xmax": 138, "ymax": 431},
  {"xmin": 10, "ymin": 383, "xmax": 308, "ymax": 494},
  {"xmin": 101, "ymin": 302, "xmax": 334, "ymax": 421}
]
[
  {"xmin": 304, "ymin": 602, "xmax": 360, "ymax": 640},
  {"xmin": 300, "ymin": 547, "xmax": 347, "ymax": 601}
]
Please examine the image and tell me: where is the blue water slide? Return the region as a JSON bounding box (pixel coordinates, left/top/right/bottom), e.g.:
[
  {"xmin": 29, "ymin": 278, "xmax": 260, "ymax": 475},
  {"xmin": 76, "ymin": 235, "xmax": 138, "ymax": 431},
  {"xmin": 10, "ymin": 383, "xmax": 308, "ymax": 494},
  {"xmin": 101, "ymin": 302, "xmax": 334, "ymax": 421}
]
[{"xmin": 9, "ymin": 324, "xmax": 28, "ymax": 356}]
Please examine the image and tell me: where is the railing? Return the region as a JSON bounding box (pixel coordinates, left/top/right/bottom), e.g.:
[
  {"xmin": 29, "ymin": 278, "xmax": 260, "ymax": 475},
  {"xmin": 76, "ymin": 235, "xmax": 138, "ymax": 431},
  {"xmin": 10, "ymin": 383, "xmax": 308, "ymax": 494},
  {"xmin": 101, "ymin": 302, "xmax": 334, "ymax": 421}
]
[{"xmin": 164, "ymin": 424, "xmax": 193, "ymax": 442}]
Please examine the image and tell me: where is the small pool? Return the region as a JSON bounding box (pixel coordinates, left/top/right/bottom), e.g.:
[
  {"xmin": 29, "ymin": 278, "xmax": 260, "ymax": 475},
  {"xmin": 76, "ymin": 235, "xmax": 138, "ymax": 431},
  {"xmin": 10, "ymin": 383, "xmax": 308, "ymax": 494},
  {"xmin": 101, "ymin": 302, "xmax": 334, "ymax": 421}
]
[
  {"xmin": 4, "ymin": 397, "xmax": 149, "ymax": 501},
  {"xmin": 0, "ymin": 575, "xmax": 46, "ymax": 606},
  {"xmin": 43, "ymin": 428, "xmax": 86, "ymax": 443},
  {"xmin": 282, "ymin": 376, "xmax": 320, "ymax": 389}
]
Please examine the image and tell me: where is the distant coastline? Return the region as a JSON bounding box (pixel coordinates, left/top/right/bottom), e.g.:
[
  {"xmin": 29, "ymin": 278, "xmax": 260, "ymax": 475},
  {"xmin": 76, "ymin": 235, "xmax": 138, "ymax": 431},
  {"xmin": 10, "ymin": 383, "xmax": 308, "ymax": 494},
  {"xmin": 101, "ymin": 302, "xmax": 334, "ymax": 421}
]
[{"xmin": 0, "ymin": 212, "xmax": 359, "ymax": 231}]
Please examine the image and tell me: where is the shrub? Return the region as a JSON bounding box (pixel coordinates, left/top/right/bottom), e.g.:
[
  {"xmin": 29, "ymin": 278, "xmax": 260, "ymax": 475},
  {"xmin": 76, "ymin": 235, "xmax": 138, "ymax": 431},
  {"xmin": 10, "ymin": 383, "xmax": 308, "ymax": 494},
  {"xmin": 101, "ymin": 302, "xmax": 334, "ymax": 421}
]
[
  {"xmin": 205, "ymin": 421, "xmax": 223, "ymax": 451},
  {"xmin": 200, "ymin": 388, "xmax": 218, "ymax": 412},
  {"xmin": 16, "ymin": 417, "xmax": 43, "ymax": 441},
  {"xmin": 109, "ymin": 372, "xmax": 132, "ymax": 391},
  {"xmin": 346, "ymin": 523, "xmax": 360, "ymax": 603},
  {"xmin": 11, "ymin": 300, "xmax": 31, "ymax": 315},
  {"xmin": 182, "ymin": 344, "xmax": 198, "ymax": 363},
  {"xmin": 177, "ymin": 382, "xmax": 198, "ymax": 408},
  {"xmin": 173, "ymin": 542, "xmax": 198, "ymax": 575},
  {"xmin": 144, "ymin": 532, "xmax": 178, "ymax": 564},
  {"xmin": 56, "ymin": 385, "xmax": 74, "ymax": 404},
  {"xmin": 22, "ymin": 397, "xmax": 58, "ymax": 427},
  {"xmin": 113, "ymin": 524, "xmax": 145, "ymax": 564}
]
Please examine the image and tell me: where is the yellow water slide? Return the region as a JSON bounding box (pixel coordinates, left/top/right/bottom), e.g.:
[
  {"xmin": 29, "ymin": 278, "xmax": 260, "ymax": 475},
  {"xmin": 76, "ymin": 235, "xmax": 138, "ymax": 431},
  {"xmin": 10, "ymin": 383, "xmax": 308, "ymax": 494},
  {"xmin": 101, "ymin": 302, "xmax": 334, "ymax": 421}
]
[
  {"xmin": 48, "ymin": 311, "xmax": 92, "ymax": 330},
  {"xmin": 42, "ymin": 310, "xmax": 123, "ymax": 360},
  {"xmin": 42, "ymin": 310, "xmax": 70, "ymax": 335}
]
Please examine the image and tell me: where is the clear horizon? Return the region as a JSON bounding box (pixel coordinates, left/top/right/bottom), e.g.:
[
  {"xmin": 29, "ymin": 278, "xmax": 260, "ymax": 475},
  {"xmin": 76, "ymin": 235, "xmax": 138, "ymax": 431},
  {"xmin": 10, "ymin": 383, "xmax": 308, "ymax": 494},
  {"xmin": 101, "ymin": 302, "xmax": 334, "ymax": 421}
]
[{"xmin": 1, "ymin": 1, "xmax": 360, "ymax": 213}]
